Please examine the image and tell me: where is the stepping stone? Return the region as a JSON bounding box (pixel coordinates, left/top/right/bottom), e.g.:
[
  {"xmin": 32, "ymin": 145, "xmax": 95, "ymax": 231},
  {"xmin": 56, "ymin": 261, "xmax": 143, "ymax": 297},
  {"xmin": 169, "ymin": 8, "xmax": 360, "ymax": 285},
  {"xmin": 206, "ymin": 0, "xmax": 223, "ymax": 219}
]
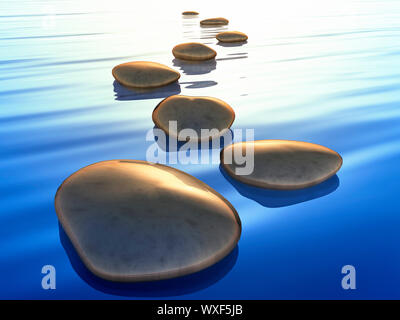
[
  {"xmin": 112, "ymin": 61, "xmax": 180, "ymax": 89},
  {"xmin": 182, "ymin": 11, "xmax": 199, "ymax": 15},
  {"xmin": 216, "ymin": 31, "xmax": 248, "ymax": 43},
  {"xmin": 55, "ymin": 160, "xmax": 241, "ymax": 282},
  {"xmin": 152, "ymin": 95, "xmax": 235, "ymax": 142},
  {"xmin": 221, "ymin": 140, "xmax": 343, "ymax": 190},
  {"xmin": 200, "ymin": 17, "xmax": 229, "ymax": 26},
  {"xmin": 172, "ymin": 43, "xmax": 217, "ymax": 61}
]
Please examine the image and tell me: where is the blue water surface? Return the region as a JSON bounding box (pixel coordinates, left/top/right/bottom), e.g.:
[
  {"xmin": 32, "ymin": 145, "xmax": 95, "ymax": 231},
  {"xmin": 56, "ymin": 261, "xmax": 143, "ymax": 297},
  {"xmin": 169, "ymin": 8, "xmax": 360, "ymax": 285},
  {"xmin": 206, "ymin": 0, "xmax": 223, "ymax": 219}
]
[{"xmin": 1, "ymin": 0, "xmax": 400, "ymax": 299}]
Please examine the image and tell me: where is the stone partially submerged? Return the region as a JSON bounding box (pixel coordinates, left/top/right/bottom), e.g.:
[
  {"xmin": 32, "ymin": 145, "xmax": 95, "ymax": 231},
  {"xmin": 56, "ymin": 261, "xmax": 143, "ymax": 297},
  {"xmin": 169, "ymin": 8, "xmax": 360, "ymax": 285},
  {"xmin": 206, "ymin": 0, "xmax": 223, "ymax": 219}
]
[
  {"xmin": 182, "ymin": 11, "xmax": 199, "ymax": 15},
  {"xmin": 216, "ymin": 31, "xmax": 248, "ymax": 43},
  {"xmin": 152, "ymin": 95, "xmax": 235, "ymax": 142},
  {"xmin": 55, "ymin": 160, "xmax": 241, "ymax": 282},
  {"xmin": 112, "ymin": 61, "xmax": 180, "ymax": 89},
  {"xmin": 221, "ymin": 140, "xmax": 343, "ymax": 190},
  {"xmin": 172, "ymin": 43, "xmax": 217, "ymax": 61},
  {"xmin": 200, "ymin": 17, "xmax": 229, "ymax": 26}
]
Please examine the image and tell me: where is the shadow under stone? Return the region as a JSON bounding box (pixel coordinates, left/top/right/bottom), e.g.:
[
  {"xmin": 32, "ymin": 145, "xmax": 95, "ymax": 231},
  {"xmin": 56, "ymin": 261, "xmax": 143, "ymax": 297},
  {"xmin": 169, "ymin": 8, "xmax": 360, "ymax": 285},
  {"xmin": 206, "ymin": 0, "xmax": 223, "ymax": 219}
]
[
  {"xmin": 200, "ymin": 26, "xmax": 228, "ymax": 40},
  {"xmin": 152, "ymin": 126, "xmax": 234, "ymax": 152},
  {"xmin": 216, "ymin": 56, "xmax": 248, "ymax": 62},
  {"xmin": 217, "ymin": 41, "xmax": 248, "ymax": 47},
  {"xmin": 172, "ymin": 58, "xmax": 216, "ymax": 75},
  {"xmin": 200, "ymin": 24, "xmax": 224, "ymax": 28},
  {"xmin": 180, "ymin": 80, "xmax": 218, "ymax": 89},
  {"xmin": 220, "ymin": 165, "xmax": 340, "ymax": 208},
  {"xmin": 182, "ymin": 15, "xmax": 199, "ymax": 20},
  {"xmin": 59, "ymin": 224, "xmax": 239, "ymax": 297},
  {"xmin": 113, "ymin": 80, "xmax": 181, "ymax": 101}
]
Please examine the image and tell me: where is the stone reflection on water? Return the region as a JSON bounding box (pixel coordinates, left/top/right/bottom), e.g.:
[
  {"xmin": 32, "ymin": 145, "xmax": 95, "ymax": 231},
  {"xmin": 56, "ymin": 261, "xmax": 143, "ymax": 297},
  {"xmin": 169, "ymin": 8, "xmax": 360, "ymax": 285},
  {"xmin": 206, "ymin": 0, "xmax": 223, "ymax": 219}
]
[
  {"xmin": 180, "ymin": 80, "xmax": 218, "ymax": 89},
  {"xmin": 113, "ymin": 80, "xmax": 181, "ymax": 101},
  {"xmin": 172, "ymin": 58, "xmax": 216, "ymax": 75},
  {"xmin": 221, "ymin": 166, "xmax": 340, "ymax": 208},
  {"xmin": 217, "ymin": 41, "xmax": 248, "ymax": 47}
]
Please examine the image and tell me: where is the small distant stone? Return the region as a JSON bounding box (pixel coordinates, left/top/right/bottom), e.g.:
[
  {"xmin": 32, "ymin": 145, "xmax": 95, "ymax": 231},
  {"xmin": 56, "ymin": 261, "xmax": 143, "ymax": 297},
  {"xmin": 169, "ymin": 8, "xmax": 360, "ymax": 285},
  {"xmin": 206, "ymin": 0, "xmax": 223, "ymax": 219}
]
[
  {"xmin": 221, "ymin": 140, "xmax": 343, "ymax": 190},
  {"xmin": 216, "ymin": 31, "xmax": 248, "ymax": 43},
  {"xmin": 152, "ymin": 95, "xmax": 235, "ymax": 142},
  {"xmin": 200, "ymin": 17, "xmax": 229, "ymax": 26},
  {"xmin": 182, "ymin": 11, "xmax": 199, "ymax": 15},
  {"xmin": 55, "ymin": 160, "xmax": 241, "ymax": 282},
  {"xmin": 112, "ymin": 61, "xmax": 180, "ymax": 89},
  {"xmin": 172, "ymin": 42, "xmax": 217, "ymax": 61}
]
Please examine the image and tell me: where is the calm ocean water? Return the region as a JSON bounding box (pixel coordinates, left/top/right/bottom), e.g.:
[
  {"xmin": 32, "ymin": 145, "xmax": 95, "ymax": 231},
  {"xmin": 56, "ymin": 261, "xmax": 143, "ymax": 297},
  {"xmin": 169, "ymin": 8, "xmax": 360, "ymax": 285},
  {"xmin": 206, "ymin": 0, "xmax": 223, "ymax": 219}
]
[{"xmin": 1, "ymin": 0, "xmax": 400, "ymax": 299}]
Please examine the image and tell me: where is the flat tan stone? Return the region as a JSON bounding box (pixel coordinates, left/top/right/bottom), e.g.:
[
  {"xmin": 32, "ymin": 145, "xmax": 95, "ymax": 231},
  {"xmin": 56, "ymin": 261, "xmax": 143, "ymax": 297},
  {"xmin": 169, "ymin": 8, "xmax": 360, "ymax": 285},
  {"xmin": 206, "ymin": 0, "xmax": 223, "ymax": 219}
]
[
  {"xmin": 182, "ymin": 11, "xmax": 199, "ymax": 15},
  {"xmin": 200, "ymin": 17, "xmax": 229, "ymax": 26},
  {"xmin": 55, "ymin": 160, "xmax": 241, "ymax": 282},
  {"xmin": 172, "ymin": 43, "xmax": 217, "ymax": 61},
  {"xmin": 221, "ymin": 140, "xmax": 343, "ymax": 190},
  {"xmin": 152, "ymin": 95, "xmax": 235, "ymax": 142},
  {"xmin": 112, "ymin": 61, "xmax": 180, "ymax": 89},
  {"xmin": 216, "ymin": 31, "xmax": 248, "ymax": 43}
]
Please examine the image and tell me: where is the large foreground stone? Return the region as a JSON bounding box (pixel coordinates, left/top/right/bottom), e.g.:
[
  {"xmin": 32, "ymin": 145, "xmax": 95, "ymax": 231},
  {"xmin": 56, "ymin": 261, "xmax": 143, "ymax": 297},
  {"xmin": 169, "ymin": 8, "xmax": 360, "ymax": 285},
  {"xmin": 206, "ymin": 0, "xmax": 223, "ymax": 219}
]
[{"xmin": 55, "ymin": 160, "xmax": 241, "ymax": 282}]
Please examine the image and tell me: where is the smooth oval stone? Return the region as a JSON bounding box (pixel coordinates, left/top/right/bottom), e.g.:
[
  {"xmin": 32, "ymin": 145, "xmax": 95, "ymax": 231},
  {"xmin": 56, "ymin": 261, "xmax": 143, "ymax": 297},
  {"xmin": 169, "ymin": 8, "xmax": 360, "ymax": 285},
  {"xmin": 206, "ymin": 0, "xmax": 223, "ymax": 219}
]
[
  {"xmin": 55, "ymin": 160, "xmax": 241, "ymax": 282},
  {"xmin": 200, "ymin": 17, "xmax": 229, "ymax": 26},
  {"xmin": 182, "ymin": 11, "xmax": 199, "ymax": 15},
  {"xmin": 172, "ymin": 43, "xmax": 217, "ymax": 61},
  {"xmin": 112, "ymin": 61, "xmax": 180, "ymax": 89},
  {"xmin": 152, "ymin": 95, "xmax": 235, "ymax": 141},
  {"xmin": 221, "ymin": 140, "xmax": 343, "ymax": 190},
  {"xmin": 216, "ymin": 31, "xmax": 248, "ymax": 43}
]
